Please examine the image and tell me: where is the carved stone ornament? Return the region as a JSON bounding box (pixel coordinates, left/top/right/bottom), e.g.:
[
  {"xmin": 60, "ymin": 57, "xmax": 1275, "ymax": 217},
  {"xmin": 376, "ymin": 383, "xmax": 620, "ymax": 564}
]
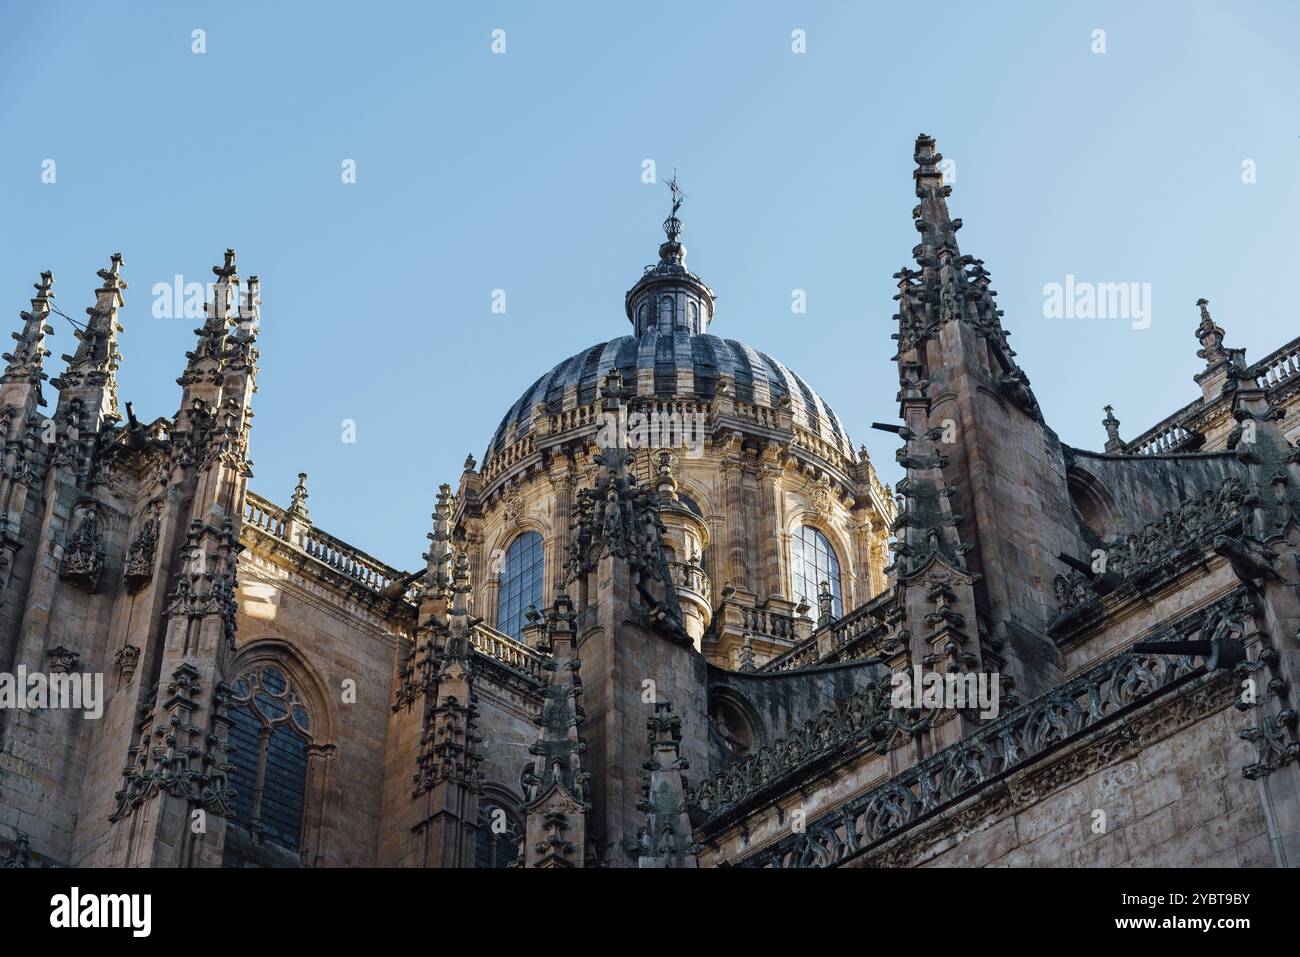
[
  {"xmin": 47, "ymin": 645, "xmax": 80, "ymax": 674},
  {"xmin": 808, "ymin": 476, "xmax": 834, "ymax": 519},
  {"xmin": 114, "ymin": 644, "xmax": 142, "ymax": 683},
  {"xmin": 502, "ymin": 488, "xmax": 525, "ymax": 528},
  {"xmin": 59, "ymin": 506, "xmax": 105, "ymax": 593},
  {"xmin": 122, "ymin": 515, "xmax": 159, "ymax": 592}
]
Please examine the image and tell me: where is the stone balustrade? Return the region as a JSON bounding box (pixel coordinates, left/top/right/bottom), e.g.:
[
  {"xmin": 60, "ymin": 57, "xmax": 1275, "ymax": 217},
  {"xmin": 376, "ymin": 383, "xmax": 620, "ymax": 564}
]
[
  {"xmin": 667, "ymin": 559, "xmax": 710, "ymax": 605},
  {"xmin": 469, "ymin": 621, "xmax": 545, "ymax": 681},
  {"xmin": 1253, "ymin": 335, "xmax": 1300, "ymax": 390},
  {"xmin": 243, "ymin": 492, "xmax": 410, "ymax": 598}
]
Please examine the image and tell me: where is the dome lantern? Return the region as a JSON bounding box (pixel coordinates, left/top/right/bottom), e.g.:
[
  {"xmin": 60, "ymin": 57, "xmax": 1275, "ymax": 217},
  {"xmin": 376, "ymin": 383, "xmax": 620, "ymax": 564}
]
[{"xmin": 625, "ymin": 174, "xmax": 716, "ymax": 337}]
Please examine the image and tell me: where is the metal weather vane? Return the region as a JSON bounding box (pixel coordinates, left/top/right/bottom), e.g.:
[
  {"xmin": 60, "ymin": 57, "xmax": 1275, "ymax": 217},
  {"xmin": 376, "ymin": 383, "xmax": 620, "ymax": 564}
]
[{"xmin": 667, "ymin": 171, "xmax": 685, "ymax": 219}]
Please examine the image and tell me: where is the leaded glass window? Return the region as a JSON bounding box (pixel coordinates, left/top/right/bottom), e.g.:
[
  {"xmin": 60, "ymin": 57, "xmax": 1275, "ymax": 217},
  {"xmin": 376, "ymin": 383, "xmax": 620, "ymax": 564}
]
[
  {"xmin": 790, "ymin": 525, "xmax": 842, "ymax": 617},
  {"xmin": 496, "ymin": 531, "xmax": 544, "ymax": 640},
  {"xmin": 476, "ymin": 801, "xmax": 521, "ymax": 868},
  {"xmin": 228, "ymin": 665, "xmax": 312, "ymax": 852}
]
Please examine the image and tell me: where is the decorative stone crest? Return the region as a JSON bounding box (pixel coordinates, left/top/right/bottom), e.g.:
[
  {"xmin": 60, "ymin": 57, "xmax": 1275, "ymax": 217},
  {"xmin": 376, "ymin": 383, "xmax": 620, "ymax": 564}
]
[
  {"xmin": 502, "ymin": 488, "xmax": 525, "ymax": 528},
  {"xmin": 808, "ymin": 475, "xmax": 834, "ymax": 519}
]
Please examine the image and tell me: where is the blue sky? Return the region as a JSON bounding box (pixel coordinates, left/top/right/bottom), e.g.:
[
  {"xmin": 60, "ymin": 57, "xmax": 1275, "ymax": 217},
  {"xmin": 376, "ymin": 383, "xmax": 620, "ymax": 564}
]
[{"xmin": 1, "ymin": 1, "xmax": 1297, "ymax": 570}]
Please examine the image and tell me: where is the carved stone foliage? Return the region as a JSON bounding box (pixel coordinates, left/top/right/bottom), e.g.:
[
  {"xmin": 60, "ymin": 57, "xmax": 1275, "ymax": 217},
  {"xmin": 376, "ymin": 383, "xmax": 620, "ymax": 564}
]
[
  {"xmin": 1053, "ymin": 475, "xmax": 1250, "ymax": 614},
  {"xmin": 519, "ymin": 595, "xmax": 591, "ymax": 868},
  {"xmin": 1238, "ymin": 624, "xmax": 1300, "ymax": 780},
  {"xmin": 502, "ymin": 488, "xmax": 525, "ymax": 529},
  {"xmin": 0, "ymin": 408, "xmax": 50, "ymax": 488},
  {"xmin": 688, "ymin": 669, "xmax": 932, "ymax": 821},
  {"xmin": 47, "ymin": 646, "xmax": 79, "ymax": 674},
  {"xmin": 59, "ymin": 504, "xmax": 105, "ymax": 593},
  {"xmin": 412, "ymin": 690, "xmax": 481, "ymax": 795},
  {"xmin": 565, "ymin": 446, "xmax": 691, "ymax": 643},
  {"xmin": 807, "ymin": 475, "xmax": 834, "ymax": 519},
  {"xmin": 631, "ymin": 701, "xmax": 697, "ymax": 868},
  {"xmin": 114, "ymin": 644, "xmax": 141, "ymax": 683},
  {"xmin": 565, "ymin": 448, "xmax": 669, "ymax": 584},
  {"xmin": 165, "ymin": 519, "xmax": 241, "ymax": 650},
  {"xmin": 122, "ymin": 512, "xmax": 159, "ymax": 592},
  {"xmin": 109, "ymin": 663, "xmax": 235, "ymax": 822},
  {"xmin": 722, "ymin": 629, "xmax": 1224, "ymax": 868},
  {"xmin": 0, "ymin": 832, "xmax": 30, "ymax": 868}
]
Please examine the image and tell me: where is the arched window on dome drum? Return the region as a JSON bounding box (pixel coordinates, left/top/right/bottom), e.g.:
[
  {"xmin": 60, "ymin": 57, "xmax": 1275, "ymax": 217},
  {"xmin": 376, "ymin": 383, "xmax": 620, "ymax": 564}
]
[
  {"xmin": 476, "ymin": 801, "xmax": 522, "ymax": 868},
  {"xmin": 790, "ymin": 525, "xmax": 842, "ymax": 618},
  {"xmin": 658, "ymin": 295, "xmax": 676, "ymax": 330},
  {"xmin": 497, "ymin": 531, "xmax": 544, "ymax": 640},
  {"xmin": 674, "ymin": 494, "xmax": 706, "ymax": 566},
  {"xmin": 227, "ymin": 665, "xmax": 313, "ymax": 852}
]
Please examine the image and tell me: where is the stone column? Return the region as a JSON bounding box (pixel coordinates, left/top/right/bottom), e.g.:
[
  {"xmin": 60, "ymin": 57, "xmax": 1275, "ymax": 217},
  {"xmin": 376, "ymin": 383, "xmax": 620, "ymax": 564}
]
[
  {"xmin": 722, "ymin": 457, "xmax": 747, "ymax": 592},
  {"xmin": 550, "ymin": 464, "xmax": 574, "ymax": 600},
  {"xmin": 758, "ymin": 464, "xmax": 785, "ymax": 600}
]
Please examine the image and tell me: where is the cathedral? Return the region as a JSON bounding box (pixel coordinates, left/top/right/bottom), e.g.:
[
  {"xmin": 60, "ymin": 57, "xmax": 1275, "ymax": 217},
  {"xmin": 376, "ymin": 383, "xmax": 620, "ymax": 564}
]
[{"xmin": 1, "ymin": 134, "xmax": 1297, "ymax": 869}]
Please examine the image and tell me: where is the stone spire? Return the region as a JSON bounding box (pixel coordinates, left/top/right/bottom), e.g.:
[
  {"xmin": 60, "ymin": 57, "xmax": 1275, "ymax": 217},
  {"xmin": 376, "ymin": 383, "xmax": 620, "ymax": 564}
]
[
  {"xmin": 889, "ymin": 133, "xmax": 1091, "ymax": 704},
  {"xmin": 410, "ymin": 550, "xmax": 484, "ymax": 866},
  {"xmin": 287, "ymin": 471, "xmax": 310, "ymax": 521},
  {"xmin": 912, "ymin": 135, "xmax": 962, "ymax": 254},
  {"xmin": 181, "ymin": 250, "xmax": 238, "ymax": 382},
  {"xmin": 1102, "ymin": 404, "xmax": 1124, "ymax": 453},
  {"xmin": 625, "ymin": 173, "xmax": 716, "ymax": 336},
  {"xmin": 424, "ymin": 484, "xmax": 454, "ymax": 598},
  {"xmin": 901, "ymin": 135, "xmax": 1039, "ymax": 420},
  {"xmin": 520, "ymin": 593, "xmax": 590, "ymax": 867},
  {"xmin": 631, "ymin": 701, "xmax": 696, "ymax": 868},
  {"xmin": 0, "ymin": 271, "xmax": 57, "ymax": 588},
  {"xmin": 442, "ymin": 552, "xmax": 473, "ymax": 663},
  {"xmin": 889, "ymin": 368, "xmax": 969, "ymax": 579},
  {"xmin": 1192, "ymin": 298, "xmax": 1247, "ymax": 401},
  {"xmin": 2, "ymin": 270, "xmax": 55, "ymax": 403},
  {"xmin": 394, "ymin": 483, "xmax": 456, "ymax": 713},
  {"xmin": 1194, "ymin": 298, "xmax": 1228, "ymax": 367},
  {"xmin": 886, "ymin": 365, "xmax": 986, "ymax": 706},
  {"xmin": 283, "ymin": 471, "xmax": 311, "ymax": 548},
  {"xmin": 177, "ymin": 249, "xmax": 258, "ymax": 436},
  {"xmin": 51, "ymin": 252, "xmax": 126, "ymax": 428}
]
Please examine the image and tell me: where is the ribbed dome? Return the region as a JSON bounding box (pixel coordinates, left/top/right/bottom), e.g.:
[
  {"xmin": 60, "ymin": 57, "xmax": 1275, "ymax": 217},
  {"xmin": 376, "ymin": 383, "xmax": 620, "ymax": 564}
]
[
  {"xmin": 485, "ymin": 329, "xmax": 854, "ymax": 461},
  {"xmin": 486, "ymin": 185, "xmax": 853, "ymax": 466}
]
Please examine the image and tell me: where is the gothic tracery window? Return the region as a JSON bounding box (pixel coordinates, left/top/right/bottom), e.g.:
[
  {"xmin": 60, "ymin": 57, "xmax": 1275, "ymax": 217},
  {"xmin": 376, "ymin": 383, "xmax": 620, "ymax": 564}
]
[
  {"xmin": 658, "ymin": 295, "xmax": 676, "ymax": 330},
  {"xmin": 790, "ymin": 525, "xmax": 842, "ymax": 617},
  {"xmin": 497, "ymin": 531, "xmax": 544, "ymax": 640},
  {"xmin": 227, "ymin": 665, "xmax": 313, "ymax": 852},
  {"xmin": 476, "ymin": 801, "xmax": 521, "ymax": 868}
]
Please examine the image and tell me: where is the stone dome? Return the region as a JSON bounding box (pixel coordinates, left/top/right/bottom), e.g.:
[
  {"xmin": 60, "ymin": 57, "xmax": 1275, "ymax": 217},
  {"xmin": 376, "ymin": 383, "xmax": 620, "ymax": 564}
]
[
  {"xmin": 486, "ymin": 330, "xmax": 854, "ymax": 461},
  {"xmin": 485, "ymin": 184, "xmax": 854, "ymax": 464}
]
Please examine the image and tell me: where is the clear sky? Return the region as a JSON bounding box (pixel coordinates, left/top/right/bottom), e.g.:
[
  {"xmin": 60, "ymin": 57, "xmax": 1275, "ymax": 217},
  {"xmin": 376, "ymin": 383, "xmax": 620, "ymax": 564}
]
[{"xmin": 1, "ymin": 1, "xmax": 1297, "ymax": 570}]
